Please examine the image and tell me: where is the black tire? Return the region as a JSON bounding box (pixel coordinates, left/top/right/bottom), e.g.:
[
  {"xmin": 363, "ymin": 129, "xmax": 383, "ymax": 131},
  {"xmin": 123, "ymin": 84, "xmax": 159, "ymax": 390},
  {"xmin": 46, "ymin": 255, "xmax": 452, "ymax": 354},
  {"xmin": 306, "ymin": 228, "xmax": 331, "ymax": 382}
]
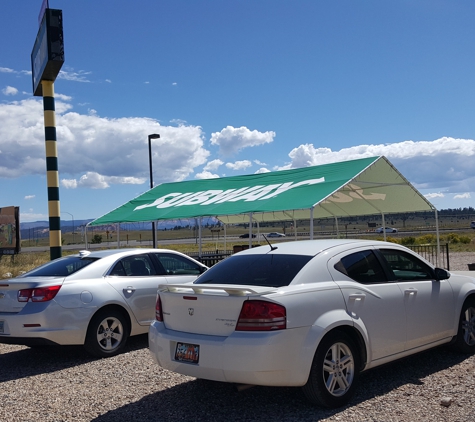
[
  {"xmin": 452, "ymin": 298, "xmax": 475, "ymax": 354},
  {"xmin": 84, "ymin": 309, "xmax": 130, "ymax": 358},
  {"xmin": 302, "ymin": 331, "xmax": 360, "ymax": 408}
]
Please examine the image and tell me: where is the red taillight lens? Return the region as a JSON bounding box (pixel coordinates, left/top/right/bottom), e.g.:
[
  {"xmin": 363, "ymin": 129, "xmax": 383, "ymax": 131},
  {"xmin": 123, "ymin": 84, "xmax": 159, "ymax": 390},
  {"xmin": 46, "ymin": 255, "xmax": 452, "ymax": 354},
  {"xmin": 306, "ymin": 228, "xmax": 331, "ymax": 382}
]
[
  {"xmin": 236, "ymin": 300, "xmax": 286, "ymax": 331},
  {"xmin": 18, "ymin": 285, "xmax": 61, "ymax": 302},
  {"xmin": 155, "ymin": 295, "xmax": 163, "ymax": 321}
]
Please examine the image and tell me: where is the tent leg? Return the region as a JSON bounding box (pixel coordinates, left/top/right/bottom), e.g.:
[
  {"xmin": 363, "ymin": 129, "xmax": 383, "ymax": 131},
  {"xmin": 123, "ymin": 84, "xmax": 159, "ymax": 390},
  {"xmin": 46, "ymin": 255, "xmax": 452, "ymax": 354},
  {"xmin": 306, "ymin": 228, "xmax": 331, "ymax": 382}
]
[
  {"xmin": 293, "ymin": 219, "xmax": 297, "ymax": 240},
  {"xmin": 382, "ymin": 213, "xmax": 386, "ymax": 241},
  {"xmin": 249, "ymin": 213, "xmax": 252, "ymax": 249},
  {"xmin": 310, "ymin": 207, "xmax": 314, "ymax": 240},
  {"xmin": 224, "ymin": 223, "xmax": 227, "ymax": 253},
  {"xmin": 435, "ymin": 209, "xmax": 441, "ymax": 267},
  {"xmin": 199, "ymin": 217, "xmax": 202, "ymax": 258},
  {"xmin": 334, "ymin": 216, "xmax": 339, "ymax": 238},
  {"xmin": 117, "ymin": 224, "xmax": 120, "ymax": 249}
]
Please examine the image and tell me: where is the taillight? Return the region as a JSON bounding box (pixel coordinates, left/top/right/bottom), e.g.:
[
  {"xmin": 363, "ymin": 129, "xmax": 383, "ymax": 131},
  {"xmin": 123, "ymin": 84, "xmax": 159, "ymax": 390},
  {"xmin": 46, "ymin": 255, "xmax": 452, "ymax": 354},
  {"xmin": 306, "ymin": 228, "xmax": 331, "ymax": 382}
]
[
  {"xmin": 236, "ymin": 300, "xmax": 286, "ymax": 331},
  {"xmin": 155, "ymin": 294, "xmax": 163, "ymax": 321},
  {"xmin": 18, "ymin": 285, "xmax": 61, "ymax": 302}
]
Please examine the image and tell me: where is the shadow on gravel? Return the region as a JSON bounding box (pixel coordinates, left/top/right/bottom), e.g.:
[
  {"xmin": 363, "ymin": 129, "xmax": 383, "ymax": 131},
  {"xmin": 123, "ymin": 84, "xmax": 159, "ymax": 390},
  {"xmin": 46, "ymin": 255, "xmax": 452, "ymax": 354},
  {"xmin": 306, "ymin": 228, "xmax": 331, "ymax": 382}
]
[
  {"xmin": 0, "ymin": 334, "xmax": 149, "ymax": 383},
  {"xmin": 91, "ymin": 346, "xmax": 470, "ymax": 422}
]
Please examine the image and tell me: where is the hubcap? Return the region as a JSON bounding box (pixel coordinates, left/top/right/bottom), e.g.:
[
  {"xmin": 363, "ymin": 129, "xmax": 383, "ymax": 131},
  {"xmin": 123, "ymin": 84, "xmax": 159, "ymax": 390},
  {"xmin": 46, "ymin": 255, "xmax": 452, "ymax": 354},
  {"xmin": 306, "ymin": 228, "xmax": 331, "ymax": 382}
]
[
  {"xmin": 96, "ymin": 317, "xmax": 124, "ymax": 351},
  {"xmin": 322, "ymin": 342, "xmax": 355, "ymax": 397},
  {"xmin": 462, "ymin": 306, "xmax": 475, "ymax": 346}
]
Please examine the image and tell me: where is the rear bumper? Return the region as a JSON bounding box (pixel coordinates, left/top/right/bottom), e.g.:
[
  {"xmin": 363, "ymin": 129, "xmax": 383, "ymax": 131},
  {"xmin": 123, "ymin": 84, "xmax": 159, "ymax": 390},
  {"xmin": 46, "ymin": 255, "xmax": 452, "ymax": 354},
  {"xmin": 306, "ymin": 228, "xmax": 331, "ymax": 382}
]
[
  {"xmin": 0, "ymin": 302, "xmax": 92, "ymax": 346},
  {"xmin": 0, "ymin": 336, "xmax": 59, "ymax": 346},
  {"xmin": 149, "ymin": 321, "xmax": 324, "ymax": 387}
]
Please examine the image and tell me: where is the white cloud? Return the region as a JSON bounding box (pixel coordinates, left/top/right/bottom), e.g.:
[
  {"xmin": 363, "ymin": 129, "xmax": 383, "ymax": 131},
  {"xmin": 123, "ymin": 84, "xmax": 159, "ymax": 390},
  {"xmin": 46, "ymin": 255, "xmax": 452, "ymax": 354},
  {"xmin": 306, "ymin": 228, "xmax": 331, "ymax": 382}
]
[
  {"xmin": 0, "ymin": 98, "xmax": 210, "ymax": 186},
  {"xmin": 254, "ymin": 167, "xmax": 271, "ymax": 174},
  {"xmin": 24, "ymin": 195, "xmax": 35, "ymax": 200},
  {"xmin": 106, "ymin": 79, "xmax": 112, "ymax": 83},
  {"xmin": 424, "ymin": 192, "xmax": 445, "ymax": 199},
  {"xmin": 61, "ymin": 179, "xmax": 78, "ymax": 189},
  {"xmin": 204, "ymin": 159, "xmax": 224, "ymax": 171},
  {"xmin": 281, "ymin": 137, "xmax": 475, "ymax": 194},
  {"xmin": 2, "ymin": 86, "xmax": 18, "ymax": 96},
  {"xmin": 0, "ymin": 67, "xmax": 29, "ymax": 76},
  {"xmin": 226, "ymin": 160, "xmax": 252, "ymax": 170},
  {"xmin": 453, "ymin": 193, "xmax": 471, "ymax": 200},
  {"xmin": 20, "ymin": 211, "xmax": 48, "ymax": 221},
  {"xmin": 55, "ymin": 93, "xmax": 72, "ymax": 101},
  {"xmin": 210, "ymin": 126, "xmax": 275, "ymax": 155},
  {"xmin": 195, "ymin": 170, "xmax": 220, "ymax": 179},
  {"xmin": 57, "ymin": 69, "xmax": 91, "ymax": 83},
  {"xmin": 254, "ymin": 159, "xmax": 267, "ymax": 166}
]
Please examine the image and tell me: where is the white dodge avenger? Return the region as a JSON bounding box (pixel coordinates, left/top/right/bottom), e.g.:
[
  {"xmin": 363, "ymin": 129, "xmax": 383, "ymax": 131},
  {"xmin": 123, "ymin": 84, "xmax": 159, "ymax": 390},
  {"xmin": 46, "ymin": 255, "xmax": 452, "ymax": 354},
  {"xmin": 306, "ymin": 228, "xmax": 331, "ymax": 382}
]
[{"xmin": 149, "ymin": 239, "xmax": 475, "ymax": 408}]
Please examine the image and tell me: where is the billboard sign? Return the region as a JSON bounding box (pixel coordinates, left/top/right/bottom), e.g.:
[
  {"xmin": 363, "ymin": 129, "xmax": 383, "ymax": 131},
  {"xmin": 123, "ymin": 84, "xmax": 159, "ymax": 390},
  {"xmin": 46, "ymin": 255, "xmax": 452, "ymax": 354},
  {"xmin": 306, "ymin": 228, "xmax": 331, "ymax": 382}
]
[
  {"xmin": 31, "ymin": 8, "xmax": 65, "ymax": 96},
  {"xmin": 0, "ymin": 206, "xmax": 20, "ymax": 255},
  {"xmin": 38, "ymin": 0, "xmax": 49, "ymax": 27}
]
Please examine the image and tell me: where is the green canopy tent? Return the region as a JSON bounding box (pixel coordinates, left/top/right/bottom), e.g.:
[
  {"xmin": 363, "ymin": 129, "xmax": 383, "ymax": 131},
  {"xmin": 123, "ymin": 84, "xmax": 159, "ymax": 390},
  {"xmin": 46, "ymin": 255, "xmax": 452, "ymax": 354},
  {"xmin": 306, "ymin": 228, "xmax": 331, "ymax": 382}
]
[{"xmin": 87, "ymin": 156, "xmax": 439, "ymax": 251}]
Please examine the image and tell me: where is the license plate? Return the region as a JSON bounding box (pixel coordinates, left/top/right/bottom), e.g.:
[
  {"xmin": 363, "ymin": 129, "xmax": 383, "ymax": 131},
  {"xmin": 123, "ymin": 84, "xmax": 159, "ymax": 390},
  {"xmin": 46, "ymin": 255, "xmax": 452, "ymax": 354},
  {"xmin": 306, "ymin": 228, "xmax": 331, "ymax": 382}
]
[
  {"xmin": 0, "ymin": 321, "xmax": 3, "ymax": 334},
  {"xmin": 175, "ymin": 342, "xmax": 199, "ymax": 364}
]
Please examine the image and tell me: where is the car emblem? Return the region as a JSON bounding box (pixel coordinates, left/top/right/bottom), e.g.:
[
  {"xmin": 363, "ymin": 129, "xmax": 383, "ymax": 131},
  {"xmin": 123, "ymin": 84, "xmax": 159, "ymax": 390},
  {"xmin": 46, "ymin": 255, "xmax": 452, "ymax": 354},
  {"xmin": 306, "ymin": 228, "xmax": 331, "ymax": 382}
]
[
  {"xmin": 188, "ymin": 308, "xmax": 194, "ymax": 316},
  {"xmin": 0, "ymin": 293, "xmax": 5, "ymax": 299}
]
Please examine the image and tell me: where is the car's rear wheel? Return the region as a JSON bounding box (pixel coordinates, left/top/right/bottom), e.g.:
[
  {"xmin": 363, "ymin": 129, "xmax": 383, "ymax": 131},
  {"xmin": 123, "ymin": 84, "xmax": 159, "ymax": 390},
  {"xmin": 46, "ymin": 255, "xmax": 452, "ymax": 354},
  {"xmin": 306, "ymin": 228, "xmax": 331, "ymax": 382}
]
[
  {"xmin": 84, "ymin": 309, "xmax": 130, "ymax": 358},
  {"xmin": 452, "ymin": 298, "xmax": 475, "ymax": 354},
  {"xmin": 302, "ymin": 331, "xmax": 360, "ymax": 408}
]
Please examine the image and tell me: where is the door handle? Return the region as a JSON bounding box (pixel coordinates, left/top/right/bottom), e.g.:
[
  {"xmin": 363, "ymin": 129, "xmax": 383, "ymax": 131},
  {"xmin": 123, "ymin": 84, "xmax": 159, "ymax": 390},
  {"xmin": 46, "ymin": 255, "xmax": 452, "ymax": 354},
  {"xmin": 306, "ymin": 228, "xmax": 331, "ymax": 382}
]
[
  {"xmin": 404, "ymin": 288, "xmax": 417, "ymax": 296},
  {"xmin": 125, "ymin": 286, "xmax": 135, "ymax": 294},
  {"xmin": 349, "ymin": 293, "xmax": 366, "ymax": 301}
]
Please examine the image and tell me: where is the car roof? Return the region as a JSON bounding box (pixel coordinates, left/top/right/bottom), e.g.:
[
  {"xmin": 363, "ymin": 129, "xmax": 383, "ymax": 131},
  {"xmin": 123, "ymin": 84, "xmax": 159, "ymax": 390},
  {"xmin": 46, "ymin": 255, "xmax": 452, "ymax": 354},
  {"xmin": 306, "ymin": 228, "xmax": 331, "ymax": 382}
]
[
  {"xmin": 235, "ymin": 238, "xmax": 403, "ymax": 256},
  {"xmin": 73, "ymin": 248, "xmax": 182, "ymax": 259}
]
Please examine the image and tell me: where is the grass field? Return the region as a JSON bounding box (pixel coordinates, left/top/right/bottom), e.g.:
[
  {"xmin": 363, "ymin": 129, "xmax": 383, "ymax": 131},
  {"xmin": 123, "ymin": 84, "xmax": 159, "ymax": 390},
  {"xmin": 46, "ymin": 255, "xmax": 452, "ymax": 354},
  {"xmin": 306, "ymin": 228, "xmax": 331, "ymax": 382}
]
[{"xmin": 2, "ymin": 227, "xmax": 475, "ymax": 278}]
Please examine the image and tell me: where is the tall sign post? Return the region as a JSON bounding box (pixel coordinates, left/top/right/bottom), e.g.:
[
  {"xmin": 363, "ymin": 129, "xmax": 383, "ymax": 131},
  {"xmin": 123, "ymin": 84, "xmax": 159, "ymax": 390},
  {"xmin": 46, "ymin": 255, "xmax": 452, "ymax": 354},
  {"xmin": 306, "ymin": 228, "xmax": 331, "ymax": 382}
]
[{"xmin": 31, "ymin": 6, "xmax": 65, "ymax": 260}]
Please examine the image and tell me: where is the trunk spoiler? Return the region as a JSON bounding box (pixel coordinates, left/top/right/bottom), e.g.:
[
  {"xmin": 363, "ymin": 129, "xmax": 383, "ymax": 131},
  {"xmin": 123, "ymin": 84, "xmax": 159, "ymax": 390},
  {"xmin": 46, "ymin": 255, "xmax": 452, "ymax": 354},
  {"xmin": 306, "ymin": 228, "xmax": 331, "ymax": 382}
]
[{"xmin": 158, "ymin": 283, "xmax": 278, "ymax": 297}]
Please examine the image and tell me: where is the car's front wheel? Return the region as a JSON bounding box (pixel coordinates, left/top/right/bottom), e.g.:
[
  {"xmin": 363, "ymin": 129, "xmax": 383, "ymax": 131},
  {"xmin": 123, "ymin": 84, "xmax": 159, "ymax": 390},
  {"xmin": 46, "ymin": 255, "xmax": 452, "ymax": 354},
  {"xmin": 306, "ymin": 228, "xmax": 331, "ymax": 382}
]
[
  {"xmin": 452, "ymin": 298, "xmax": 475, "ymax": 354},
  {"xmin": 84, "ymin": 309, "xmax": 130, "ymax": 358},
  {"xmin": 302, "ymin": 331, "xmax": 360, "ymax": 408}
]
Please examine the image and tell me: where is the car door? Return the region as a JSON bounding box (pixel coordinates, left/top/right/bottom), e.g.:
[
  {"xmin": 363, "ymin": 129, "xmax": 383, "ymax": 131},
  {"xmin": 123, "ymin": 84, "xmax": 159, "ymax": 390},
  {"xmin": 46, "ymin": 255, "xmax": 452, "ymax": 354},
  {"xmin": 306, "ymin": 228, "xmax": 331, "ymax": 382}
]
[
  {"xmin": 107, "ymin": 253, "xmax": 168, "ymax": 325},
  {"xmin": 378, "ymin": 249, "xmax": 455, "ymax": 350},
  {"xmin": 329, "ymin": 248, "xmax": 406, "ymax": 361}
]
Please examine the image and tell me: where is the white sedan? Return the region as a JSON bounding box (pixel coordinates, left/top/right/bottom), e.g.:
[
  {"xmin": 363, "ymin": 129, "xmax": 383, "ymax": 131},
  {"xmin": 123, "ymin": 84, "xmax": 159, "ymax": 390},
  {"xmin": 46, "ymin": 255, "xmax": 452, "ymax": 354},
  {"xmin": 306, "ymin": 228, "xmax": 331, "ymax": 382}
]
[
  {"xmin": 375, "ymin": 227, "xmax": 398, "ymax": 233},
  {"xmin": 0, "ymin": 248, "xmax": 207, "ymax": 357},
  {"xmin": 149, "ymin": 239, "xmax": 475, "ymax": 408}
]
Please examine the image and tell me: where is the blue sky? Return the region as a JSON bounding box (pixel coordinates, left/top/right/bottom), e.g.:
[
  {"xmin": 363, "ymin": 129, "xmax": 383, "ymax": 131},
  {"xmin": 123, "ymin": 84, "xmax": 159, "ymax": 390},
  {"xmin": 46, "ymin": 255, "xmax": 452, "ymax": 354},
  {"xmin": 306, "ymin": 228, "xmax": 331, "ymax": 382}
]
[{"xmin": 1, "ymin": 0, "xmax": 475, "ymax": 223}]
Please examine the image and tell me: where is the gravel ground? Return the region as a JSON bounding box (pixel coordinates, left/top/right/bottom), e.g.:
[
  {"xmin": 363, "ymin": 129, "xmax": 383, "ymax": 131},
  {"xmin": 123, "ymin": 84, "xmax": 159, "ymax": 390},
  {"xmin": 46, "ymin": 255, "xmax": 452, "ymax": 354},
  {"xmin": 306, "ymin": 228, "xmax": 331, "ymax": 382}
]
[{"xmin": 1, "ymin": 252, "xmax": 475, "ymax": 422}]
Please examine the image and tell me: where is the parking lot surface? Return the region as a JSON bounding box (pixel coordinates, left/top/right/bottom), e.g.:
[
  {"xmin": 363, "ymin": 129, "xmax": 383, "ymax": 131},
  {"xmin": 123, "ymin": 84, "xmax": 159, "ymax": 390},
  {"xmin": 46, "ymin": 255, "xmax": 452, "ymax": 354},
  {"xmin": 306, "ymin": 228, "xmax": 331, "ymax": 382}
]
[{"xmin": 1, "ymin": 334, "xmax": 475, "ymax": 422}]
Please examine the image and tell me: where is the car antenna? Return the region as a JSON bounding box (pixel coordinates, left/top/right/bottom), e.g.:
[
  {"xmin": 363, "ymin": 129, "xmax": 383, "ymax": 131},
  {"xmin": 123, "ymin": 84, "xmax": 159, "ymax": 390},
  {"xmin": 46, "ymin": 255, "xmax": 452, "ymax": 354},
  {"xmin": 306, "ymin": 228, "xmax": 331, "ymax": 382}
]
[{"xmin": 263, "ymin": 235, "xmax": 278, "ymax": 251}]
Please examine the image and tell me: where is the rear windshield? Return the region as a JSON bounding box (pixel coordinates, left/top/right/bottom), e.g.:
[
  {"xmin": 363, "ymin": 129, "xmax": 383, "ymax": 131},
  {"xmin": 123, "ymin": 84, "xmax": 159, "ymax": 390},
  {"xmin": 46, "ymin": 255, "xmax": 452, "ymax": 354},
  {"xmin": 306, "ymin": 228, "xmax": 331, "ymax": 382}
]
[
  {"xmin": 21, "ymin": 256, "xmax": 99, "ymax": 277},
  {"xmin": 194, "ymin": 254, "xmax": 312, "ymax": 287}
]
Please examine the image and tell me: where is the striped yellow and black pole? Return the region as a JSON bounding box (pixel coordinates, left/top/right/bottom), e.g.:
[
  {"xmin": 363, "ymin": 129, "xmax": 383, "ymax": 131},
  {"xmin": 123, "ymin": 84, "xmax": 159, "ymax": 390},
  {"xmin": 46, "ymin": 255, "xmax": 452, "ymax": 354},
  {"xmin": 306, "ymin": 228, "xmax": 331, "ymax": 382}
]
[{"xmin": 42, "ymin": 80, "xmax": 62, "ymax": 260}]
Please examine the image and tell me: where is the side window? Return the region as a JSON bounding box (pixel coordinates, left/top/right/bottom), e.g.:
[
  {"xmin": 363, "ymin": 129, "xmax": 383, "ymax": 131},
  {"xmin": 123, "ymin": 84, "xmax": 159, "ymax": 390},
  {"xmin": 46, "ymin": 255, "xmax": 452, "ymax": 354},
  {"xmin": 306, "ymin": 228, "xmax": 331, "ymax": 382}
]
[
  {"xmin": 335, "ymin": 250, "xmax": 387, "ymax": 284},
  {"xmin": 379, "ymin": 249, "xmax": 434, "ymax": 281},
  {"xmin": 154, "ymin": 253, "xmax": 202, "ymax": 275},
  {"xmin": 111, "ymin": 255, "xmax": 157, "ymax": 277}
]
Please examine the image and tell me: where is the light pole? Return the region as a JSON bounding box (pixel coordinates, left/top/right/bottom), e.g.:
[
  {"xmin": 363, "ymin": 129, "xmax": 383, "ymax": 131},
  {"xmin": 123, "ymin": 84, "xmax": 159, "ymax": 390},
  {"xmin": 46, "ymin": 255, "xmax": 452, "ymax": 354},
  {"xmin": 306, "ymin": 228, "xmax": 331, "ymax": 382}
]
[
  {"xmin": 148, "ymin": 133, "xmax": 160, "ymax": 248},
  {"xmin": 62, "ymin": 211, "xmax": 74, "ymax": 244}
]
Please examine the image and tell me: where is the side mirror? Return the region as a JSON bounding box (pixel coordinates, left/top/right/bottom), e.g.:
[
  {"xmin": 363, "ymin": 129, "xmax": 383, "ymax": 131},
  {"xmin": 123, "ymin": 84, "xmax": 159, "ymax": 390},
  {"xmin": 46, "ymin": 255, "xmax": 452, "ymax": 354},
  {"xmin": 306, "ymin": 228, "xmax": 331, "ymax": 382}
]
[{"xmin": 434, "ymin": 267, "xmax": 450, "ymax": 280}]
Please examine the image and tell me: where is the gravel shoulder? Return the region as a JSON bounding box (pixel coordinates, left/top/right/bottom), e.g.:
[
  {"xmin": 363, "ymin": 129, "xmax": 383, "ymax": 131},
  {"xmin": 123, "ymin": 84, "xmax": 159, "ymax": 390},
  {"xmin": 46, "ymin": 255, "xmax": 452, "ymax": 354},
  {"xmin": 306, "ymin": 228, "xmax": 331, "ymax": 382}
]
[{"xmin": 1, "ymin": 252, "xmax": 475, "ymax": 422}]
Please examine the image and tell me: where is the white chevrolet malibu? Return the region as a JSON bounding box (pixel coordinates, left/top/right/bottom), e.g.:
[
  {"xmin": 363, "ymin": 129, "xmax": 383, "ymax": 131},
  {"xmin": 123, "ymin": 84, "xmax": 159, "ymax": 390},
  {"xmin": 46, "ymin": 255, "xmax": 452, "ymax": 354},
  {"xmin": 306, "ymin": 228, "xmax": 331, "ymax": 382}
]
[
  {"xmin": 0, "ymin": 248, "xmax": 207, "ymax": 357},
  {"xmin": 149, "ymin": 239, "xmax": 475, "ymax": 408}
]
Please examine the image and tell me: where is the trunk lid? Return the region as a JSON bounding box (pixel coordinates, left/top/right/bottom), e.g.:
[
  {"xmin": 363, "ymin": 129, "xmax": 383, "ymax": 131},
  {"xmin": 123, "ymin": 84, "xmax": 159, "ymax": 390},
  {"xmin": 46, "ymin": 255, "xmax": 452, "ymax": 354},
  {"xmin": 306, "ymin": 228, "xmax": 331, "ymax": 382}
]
[
  {"xmin": 159, "ymin": 283, "xmax": 278, "ymax": 336},
  {"xmin": 0, "ymin": 277, "xmax": 65, "ymax": 313}
]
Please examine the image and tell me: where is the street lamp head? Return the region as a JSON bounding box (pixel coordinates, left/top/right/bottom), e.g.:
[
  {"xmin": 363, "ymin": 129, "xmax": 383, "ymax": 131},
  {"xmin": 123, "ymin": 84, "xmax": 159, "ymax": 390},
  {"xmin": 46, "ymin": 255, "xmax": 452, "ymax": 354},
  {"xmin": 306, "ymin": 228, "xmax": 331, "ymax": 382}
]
[{"xmin": 148, "ymin": 134, "xmax": 160, "ymax": 140}]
